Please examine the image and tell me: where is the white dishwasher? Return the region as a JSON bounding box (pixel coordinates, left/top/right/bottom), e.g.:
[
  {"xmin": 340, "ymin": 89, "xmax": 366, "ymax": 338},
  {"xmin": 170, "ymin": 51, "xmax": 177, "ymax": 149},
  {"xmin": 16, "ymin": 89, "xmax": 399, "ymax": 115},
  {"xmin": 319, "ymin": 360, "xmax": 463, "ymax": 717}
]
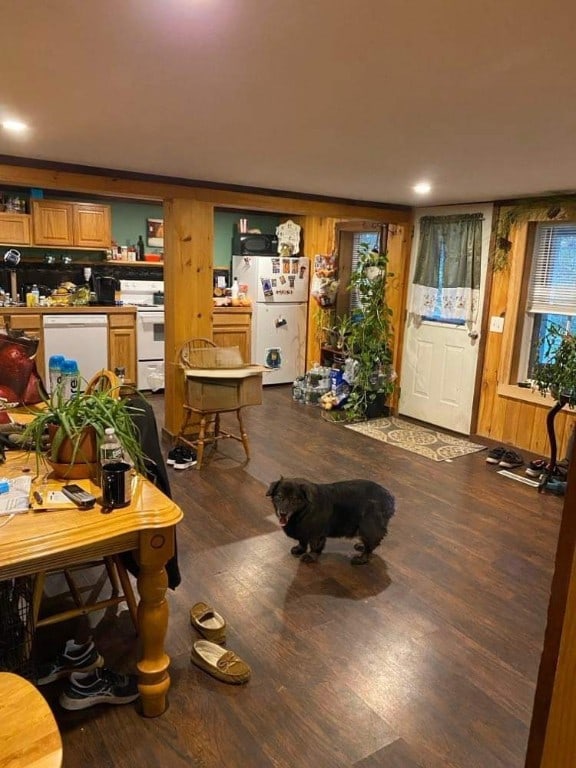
[{"xmin": 43, "ymin": 314, "xmax": 108, "ymax": 389}]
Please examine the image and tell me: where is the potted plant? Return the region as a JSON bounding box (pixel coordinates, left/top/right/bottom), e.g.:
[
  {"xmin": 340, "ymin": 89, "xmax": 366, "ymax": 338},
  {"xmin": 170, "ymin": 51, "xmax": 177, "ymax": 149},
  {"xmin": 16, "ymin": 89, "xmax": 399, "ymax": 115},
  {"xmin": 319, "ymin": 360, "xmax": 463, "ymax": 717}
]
[
  {"xmin": 326, "ymin": 242, "xmax": 396, "ymax": 422},
  {"xmin": 21, "ymin": 384, "xmax": 147, "ymax": 479},
  {"xmin": 531, "ymin": 324, "xmax": 576, "ymax": 490}
]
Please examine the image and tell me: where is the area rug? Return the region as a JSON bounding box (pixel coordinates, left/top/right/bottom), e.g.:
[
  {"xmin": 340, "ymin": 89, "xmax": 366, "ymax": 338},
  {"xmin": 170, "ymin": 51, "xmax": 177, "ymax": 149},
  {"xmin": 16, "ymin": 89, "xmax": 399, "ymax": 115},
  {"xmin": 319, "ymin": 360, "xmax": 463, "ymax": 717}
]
[{"xmin": 345, "ymin": 416, "xmax": 486, "ymax": 462}]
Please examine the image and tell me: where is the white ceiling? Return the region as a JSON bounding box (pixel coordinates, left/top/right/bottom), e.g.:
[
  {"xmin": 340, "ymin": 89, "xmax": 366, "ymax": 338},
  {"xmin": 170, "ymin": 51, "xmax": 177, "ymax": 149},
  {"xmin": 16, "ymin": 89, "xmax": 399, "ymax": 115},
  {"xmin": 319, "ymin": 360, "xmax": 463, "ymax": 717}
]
[{"xmin": 1, "ymin": 0, "xmax": 575, "ymax": 207}]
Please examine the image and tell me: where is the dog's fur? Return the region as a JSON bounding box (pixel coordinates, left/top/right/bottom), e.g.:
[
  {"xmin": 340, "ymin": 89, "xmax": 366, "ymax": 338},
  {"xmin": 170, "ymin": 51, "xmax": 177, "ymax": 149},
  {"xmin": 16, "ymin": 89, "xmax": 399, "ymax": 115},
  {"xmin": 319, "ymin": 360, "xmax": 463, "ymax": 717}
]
[{"xmin": 266, "ymin": 477, "xmax": 395, "ymax": 564}]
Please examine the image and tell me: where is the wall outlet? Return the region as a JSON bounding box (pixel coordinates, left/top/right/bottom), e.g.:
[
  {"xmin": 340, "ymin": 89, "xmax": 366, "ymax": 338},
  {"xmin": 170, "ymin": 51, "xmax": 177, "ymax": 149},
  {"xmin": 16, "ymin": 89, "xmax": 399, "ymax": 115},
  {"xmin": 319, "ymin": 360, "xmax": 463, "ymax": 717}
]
[{"xmin": 490, "ymin": 316, "xmax": 505, "ymax": 333}]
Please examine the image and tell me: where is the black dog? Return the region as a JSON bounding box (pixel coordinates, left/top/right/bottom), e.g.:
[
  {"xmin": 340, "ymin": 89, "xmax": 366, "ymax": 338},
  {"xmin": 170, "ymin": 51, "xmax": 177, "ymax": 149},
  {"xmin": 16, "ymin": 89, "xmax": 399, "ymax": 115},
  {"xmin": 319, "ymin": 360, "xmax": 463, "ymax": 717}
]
[{"xmin": 266, "ymin": 477, "xmax": 395, "ymax": 565}]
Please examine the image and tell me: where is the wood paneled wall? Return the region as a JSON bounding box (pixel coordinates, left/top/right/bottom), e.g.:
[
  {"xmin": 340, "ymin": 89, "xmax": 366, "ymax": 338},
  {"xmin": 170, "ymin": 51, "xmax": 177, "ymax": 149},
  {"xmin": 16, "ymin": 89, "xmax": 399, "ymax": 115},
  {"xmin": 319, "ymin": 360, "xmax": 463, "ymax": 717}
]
[{"xmin": 476, "ymin": 207, "xmax": 576, "ymax": 456}]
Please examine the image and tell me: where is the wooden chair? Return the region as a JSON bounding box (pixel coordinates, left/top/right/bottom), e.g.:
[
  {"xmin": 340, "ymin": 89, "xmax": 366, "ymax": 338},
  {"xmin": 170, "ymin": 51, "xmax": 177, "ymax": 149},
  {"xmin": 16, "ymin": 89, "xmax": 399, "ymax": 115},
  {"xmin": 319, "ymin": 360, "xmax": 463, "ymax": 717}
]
[
  {"xmin": 176, "ymin": 338, "xmax": 263, "ymax": 469},
  {"xmin": 32, "ymin": 369, "xmax": 138, "ymax": 631},
  {"xmin": 0, "ymin": 672, "xmax": 62, "ymax": 768}
]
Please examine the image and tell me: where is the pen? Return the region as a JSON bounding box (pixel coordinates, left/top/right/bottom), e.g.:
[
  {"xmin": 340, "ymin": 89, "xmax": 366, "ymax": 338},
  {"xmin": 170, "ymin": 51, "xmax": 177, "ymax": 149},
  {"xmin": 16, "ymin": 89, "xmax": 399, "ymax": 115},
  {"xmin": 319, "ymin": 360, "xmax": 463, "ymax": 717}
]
[{"xmin": 31, "ymin": 506, "xmax": 75, "ymax": 513}]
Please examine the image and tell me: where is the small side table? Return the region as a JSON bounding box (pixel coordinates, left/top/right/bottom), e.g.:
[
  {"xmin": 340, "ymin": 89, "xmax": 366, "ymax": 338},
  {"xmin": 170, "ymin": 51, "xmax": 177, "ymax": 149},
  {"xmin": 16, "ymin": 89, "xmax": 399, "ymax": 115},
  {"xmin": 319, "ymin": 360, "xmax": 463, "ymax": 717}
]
[{"xmin": 0, "ymin": 672, "xmax": 62, "ymax": 768}]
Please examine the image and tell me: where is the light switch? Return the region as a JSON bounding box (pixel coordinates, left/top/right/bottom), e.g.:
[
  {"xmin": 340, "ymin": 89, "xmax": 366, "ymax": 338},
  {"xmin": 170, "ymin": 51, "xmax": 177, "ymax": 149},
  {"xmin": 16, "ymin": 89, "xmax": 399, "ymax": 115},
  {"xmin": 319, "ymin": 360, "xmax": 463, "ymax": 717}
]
[{"xmin": 490, "ymin": 316, "xmax": 504, "ymax": 333}]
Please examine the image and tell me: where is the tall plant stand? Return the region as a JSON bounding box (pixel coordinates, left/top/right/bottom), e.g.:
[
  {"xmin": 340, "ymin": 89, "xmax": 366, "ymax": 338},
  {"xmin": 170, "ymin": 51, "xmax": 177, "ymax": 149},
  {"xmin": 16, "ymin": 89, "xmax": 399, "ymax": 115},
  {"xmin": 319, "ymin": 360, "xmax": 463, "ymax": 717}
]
[{"xmin": 538, "ymin": 394, "xmax": 569, "ymax": 493}]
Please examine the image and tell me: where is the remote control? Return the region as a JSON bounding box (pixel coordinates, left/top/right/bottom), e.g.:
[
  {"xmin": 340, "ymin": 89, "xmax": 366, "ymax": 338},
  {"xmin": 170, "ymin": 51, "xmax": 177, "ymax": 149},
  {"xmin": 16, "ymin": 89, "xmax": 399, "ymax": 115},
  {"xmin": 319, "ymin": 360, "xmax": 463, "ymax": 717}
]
[{"xmin": 61, "ymin": 484, "xmax": 97, "ymax": 509}]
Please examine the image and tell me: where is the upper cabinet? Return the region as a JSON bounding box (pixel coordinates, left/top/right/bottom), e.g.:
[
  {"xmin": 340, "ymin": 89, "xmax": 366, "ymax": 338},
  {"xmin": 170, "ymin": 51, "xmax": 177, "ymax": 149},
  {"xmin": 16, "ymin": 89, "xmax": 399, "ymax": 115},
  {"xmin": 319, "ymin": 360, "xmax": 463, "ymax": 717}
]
[
  {"xmin": 73, "ymin": 203, "xmax": 111, "ymax": 248},
  {"xmin": 0, "ymin": 212, "xmax": 32, "ymax": 245},
  {"xmin": 31, "ymin": 200, "xmax": 111, "ymax": 248}
]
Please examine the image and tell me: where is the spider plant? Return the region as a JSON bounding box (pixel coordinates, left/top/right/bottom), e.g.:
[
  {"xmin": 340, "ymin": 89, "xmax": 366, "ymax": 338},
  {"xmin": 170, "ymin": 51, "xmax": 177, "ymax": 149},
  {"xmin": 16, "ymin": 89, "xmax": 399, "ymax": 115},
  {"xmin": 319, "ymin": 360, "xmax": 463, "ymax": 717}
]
[{"xmin": 22, "ymin": 384, "xmax": 147, "ymax": 474}]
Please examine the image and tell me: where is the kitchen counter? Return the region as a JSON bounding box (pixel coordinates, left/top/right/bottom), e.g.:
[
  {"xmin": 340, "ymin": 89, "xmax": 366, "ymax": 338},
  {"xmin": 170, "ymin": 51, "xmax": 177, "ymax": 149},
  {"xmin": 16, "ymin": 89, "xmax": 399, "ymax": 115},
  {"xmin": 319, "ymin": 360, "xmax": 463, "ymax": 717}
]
[{"xmin": 0, "ymin": 305, "xmax": 136, "ymax": 315}]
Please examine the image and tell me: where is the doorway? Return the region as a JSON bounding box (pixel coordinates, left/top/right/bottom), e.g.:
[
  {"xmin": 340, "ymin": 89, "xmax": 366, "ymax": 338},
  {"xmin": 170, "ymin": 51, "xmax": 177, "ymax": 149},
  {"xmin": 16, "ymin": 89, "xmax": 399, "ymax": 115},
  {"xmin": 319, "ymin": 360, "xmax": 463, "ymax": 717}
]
[{"xmin": 399, "ymin": 204, "xmax": 493, "ymax": 435}]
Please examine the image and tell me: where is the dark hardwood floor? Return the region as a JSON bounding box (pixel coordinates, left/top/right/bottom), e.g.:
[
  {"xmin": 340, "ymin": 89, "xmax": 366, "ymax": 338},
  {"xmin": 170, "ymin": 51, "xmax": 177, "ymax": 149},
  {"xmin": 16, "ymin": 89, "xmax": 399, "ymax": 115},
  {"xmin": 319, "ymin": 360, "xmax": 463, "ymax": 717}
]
[{"xmin": 40, "ymin": 386, "xmax": 562, "ymax": 768}]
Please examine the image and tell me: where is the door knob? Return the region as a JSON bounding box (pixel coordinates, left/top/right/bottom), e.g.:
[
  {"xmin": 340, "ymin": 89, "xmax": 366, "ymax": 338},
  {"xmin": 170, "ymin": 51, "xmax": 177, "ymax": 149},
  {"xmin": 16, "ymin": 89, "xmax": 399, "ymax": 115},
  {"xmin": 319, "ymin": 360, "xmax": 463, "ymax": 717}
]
[{"xmin": 468, "ymin": 330, "xmax": 479, "ymax": 339}]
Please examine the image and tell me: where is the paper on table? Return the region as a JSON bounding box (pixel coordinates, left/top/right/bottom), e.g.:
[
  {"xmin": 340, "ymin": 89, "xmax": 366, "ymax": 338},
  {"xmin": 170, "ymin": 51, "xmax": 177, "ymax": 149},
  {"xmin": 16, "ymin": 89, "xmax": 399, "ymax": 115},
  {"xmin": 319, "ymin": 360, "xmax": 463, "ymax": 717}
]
[{"xmin": 0, "ymin": 476, "xmax": 32, "ymax": 515}]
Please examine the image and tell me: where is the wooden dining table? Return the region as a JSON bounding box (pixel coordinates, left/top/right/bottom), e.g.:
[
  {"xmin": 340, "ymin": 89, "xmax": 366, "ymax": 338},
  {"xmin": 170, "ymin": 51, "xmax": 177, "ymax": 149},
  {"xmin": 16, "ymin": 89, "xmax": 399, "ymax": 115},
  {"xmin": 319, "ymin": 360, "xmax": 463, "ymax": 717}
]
[{"xmin": 0, "ymin": 452, "xmax": 183, "ymax": 717}]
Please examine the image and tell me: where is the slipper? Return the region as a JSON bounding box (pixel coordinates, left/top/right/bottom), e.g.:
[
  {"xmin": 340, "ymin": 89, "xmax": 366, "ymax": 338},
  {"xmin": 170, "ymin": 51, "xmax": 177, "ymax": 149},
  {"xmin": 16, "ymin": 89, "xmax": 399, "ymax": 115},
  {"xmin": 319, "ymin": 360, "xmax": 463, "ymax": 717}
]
[
  {"xmin": 189, "ymin": 602, "xmax": 226, "ymax": 644},
  {"xmin": 190, "ymin": 640, "xmax": 251, "ymax": 685}
]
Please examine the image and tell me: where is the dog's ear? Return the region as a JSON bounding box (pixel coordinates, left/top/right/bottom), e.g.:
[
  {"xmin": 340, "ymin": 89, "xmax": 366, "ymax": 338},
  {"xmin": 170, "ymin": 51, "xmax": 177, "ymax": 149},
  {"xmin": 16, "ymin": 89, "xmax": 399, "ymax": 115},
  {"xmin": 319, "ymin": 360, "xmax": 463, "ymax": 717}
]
[
  {"xmin": 266, "ymin": 478, "xmax": 282, "ymax": 497},
  {"xmin": 300, "ymin": 481, "xmax": 318, "ymax": 507}
]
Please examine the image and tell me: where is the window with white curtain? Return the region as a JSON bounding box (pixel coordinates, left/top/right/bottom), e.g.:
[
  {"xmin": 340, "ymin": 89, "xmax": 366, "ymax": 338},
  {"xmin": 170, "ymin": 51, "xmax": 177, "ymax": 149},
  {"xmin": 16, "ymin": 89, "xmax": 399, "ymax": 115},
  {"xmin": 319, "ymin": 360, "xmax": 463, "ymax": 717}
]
[{"xmin": 521, "ymin": 222, "xmax": 576, "ymax": 377}]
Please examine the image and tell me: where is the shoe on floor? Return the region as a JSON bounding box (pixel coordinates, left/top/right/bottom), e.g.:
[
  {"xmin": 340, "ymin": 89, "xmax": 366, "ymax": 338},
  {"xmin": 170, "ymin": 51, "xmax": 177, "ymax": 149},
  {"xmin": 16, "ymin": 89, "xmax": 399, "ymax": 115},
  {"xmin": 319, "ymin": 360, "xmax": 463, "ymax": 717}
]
[
  {"xmin": 59, "ymin": 668, "xmax": 140, "ymax": 710},
  {"xmin": 486, "ymin": 446, "xmax": 507, "ymax": 464},
  {"xmin": 190, "ymin": 601, "xmax": 227, "ymax": 644},
  {"xmin": 526, "ymin": 459, "xmax": 548, "ymax": 477},
  {"xmin": 167, "ymin": 446, "xmax": 197, "ymax": 469},
  {"xmin": 498, "ymin": 450, "xmax": 524, "ymax": 469},
  {"xmin": 36, "ymin": 638, "xmax": 104, "ymax": 686},
  {"xmin": 191, "ymin": 640, "xmax": 251, "ymax": 685}
]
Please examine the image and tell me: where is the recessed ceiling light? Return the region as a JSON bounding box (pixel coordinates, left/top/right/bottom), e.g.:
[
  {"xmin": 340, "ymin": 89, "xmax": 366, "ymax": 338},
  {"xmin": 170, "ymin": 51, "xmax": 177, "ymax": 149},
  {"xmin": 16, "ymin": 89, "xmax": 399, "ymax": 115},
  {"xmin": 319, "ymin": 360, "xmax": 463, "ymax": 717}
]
[
  {"xmin": 2, "ymin": 119, "xmax": 29, "ymax": 133},
  {"xmin": 413, "ymin": 181, "xmax": 432, "ymax": 195}
]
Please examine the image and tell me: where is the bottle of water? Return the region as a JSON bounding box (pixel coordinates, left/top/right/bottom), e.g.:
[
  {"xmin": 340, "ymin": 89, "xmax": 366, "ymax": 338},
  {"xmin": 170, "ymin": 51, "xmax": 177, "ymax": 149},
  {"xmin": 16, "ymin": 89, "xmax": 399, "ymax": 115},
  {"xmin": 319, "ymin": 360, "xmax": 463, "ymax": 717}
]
[
  {"xmin": 48, "ymin": 354, "xmax": 65, "ymax": 395},
  {"xmin": 99, "ymin": 427, "xmax": 123, "ymax": 466},
  {"xmin": 60, "ymin": 359, "xmax": 80, "ymax": 401}
]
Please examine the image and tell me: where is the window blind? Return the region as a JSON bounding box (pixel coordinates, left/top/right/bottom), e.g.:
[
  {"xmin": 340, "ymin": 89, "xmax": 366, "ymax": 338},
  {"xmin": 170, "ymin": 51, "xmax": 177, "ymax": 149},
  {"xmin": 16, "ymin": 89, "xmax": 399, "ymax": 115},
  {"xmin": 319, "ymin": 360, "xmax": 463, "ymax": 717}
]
[
  {"xmin": 350, "ymin": 232, "xmax": 379, "ymax": 309},
  {"xmin": 528, "ymin": 223, "xmax": 576, "ymax": 315}
]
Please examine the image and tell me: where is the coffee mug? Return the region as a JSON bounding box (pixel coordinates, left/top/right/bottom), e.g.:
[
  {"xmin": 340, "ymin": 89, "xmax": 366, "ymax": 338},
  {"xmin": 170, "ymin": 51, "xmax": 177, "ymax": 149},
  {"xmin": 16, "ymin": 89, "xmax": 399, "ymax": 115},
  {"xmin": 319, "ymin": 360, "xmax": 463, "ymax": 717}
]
[{"xmin": 101, "ymin": 461, "xmax": 132, "ymax": 508}]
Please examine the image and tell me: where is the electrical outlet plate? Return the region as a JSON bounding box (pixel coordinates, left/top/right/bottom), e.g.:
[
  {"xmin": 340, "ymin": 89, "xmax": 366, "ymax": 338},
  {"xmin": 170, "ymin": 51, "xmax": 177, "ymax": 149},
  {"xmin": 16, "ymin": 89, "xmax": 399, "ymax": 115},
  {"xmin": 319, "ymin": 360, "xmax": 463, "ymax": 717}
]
[{"xmin": 490, "ymin": 316, "xmax": 504, "ymax": 333}]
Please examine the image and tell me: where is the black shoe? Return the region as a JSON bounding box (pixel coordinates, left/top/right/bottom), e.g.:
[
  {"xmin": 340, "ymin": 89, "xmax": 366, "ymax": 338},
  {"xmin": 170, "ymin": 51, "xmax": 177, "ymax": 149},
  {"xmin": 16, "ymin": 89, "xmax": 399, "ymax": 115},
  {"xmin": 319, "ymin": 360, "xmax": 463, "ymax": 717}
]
[
  {"xmin": 37, "ymin": 638, "xmax": 104, "ymax": 686},
  {"xmin": 498, "ymin": 450, "xmax": 524, "ymax": 469},
  {"xmin": 59, "ymin": 668, "xmax": 140, "ymax": 710},
  {"xmin": 526, "ymin": 459, "xmax": 547, "ymax": 477},
  {"xmin": 486, "ymin": 446, "xmax": 507, "ymax": 464},
  {"xmin": 167, "ymin": 446, "xmax": 197, "ymax": 470}
]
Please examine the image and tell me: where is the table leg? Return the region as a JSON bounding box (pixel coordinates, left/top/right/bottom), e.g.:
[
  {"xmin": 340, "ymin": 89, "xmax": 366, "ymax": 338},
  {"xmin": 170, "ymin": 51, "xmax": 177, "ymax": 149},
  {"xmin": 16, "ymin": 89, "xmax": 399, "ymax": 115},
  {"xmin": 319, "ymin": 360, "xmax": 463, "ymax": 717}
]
[{"xmin": 136, "ymin": 527, "xmax": 175, "ymax": 717}]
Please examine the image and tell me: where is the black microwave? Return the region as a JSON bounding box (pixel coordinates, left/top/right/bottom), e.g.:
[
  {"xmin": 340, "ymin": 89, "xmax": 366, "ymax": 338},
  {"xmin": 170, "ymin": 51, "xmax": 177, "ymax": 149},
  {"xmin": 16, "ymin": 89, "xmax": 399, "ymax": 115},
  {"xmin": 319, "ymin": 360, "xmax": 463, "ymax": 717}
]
[{"xmin": 234, "ymin": 233, "xmax": 278, "ymax": 256}]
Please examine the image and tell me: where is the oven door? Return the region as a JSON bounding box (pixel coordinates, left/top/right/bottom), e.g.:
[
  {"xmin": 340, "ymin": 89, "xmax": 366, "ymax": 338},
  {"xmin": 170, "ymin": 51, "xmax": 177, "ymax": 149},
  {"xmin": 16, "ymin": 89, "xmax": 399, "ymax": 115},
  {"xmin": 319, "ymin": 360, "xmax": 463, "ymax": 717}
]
[{"xmin": 137, "ymin": 310, "xmax": 165, "ymax": 361}]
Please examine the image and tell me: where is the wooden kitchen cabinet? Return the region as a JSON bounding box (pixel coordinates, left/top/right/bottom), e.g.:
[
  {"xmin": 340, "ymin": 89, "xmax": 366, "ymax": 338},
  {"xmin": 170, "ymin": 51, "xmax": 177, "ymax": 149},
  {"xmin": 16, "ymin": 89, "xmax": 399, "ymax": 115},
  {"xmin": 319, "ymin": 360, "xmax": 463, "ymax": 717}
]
[
  {"xmin": 32, "ymin": 200, "xmax": 75, "ymax": 246},
  {"xmin": 0, "ymin": 212, "xmax": 32, "ymax": 245},
  {"xmin": 31, "ymin": 200, "xmax": 111, "ymax": 248},
  {"xmin": 108, "ymin": 314, "xmax": 137, "ymax": 385},
  {"xmin": 74, "ymin": 203, "xmax": 111, "ymax": 248},
  {"xmin": 213, "ymin": 307, "xmax": 252, "ymax": 363}
]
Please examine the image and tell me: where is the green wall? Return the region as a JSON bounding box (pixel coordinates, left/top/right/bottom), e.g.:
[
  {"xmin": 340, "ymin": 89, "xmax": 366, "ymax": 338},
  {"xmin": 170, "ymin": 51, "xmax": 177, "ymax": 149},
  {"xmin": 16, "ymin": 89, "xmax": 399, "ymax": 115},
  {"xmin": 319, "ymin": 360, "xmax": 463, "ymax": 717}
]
[
  {"xmin": 214, "ymin": 211, "xmax": 281, "ymax": 268},
  {"xmin": 110, "ymin": 201, "xmax": 164, "ymax": 254}
]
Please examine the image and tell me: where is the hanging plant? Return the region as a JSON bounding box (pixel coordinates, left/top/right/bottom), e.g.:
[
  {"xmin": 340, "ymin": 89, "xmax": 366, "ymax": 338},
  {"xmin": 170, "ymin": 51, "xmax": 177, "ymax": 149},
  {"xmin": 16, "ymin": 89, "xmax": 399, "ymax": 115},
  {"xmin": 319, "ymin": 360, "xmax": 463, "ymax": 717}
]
[{"xmin": 493, "ymin": 195, "xmax": 576, "ymax": 272}]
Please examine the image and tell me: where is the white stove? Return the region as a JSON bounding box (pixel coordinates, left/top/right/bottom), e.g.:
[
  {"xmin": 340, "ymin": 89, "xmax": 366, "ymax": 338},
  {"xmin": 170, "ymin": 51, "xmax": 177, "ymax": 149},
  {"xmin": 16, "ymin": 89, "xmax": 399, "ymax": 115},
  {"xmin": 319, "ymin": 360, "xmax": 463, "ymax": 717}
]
[{"xmin": 119, "ymin": 280, "xmax": 165, "ymax": 390}]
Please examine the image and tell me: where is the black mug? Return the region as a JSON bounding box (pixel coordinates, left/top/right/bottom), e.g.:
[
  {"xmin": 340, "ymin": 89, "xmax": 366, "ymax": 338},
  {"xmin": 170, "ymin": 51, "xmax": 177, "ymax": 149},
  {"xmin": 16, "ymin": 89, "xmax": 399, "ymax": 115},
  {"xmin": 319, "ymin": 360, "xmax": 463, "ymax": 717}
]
[{"xmin": 101, "ymin": 461, "xmax": 132, "ymax": 508}]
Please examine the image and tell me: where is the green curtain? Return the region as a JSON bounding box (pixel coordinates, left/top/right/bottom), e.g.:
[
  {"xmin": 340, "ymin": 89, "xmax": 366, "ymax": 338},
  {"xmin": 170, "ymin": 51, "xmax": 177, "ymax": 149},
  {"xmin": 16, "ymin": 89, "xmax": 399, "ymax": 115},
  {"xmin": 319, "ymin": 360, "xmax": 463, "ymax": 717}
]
[{"xmin": 411, "ymin": 213, "xmax": 483, "ymax": 321}]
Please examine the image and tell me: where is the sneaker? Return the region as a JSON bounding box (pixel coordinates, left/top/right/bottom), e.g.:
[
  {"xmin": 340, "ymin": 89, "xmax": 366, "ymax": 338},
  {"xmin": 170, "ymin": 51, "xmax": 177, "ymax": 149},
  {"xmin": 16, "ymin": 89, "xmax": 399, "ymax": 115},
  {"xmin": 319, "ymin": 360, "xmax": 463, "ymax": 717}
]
[
  {"xmin": 526, "ymin": 459, "xmax": 548, "ymax": 477},
  {"xmin": 172, "ymin": 447, "xmax": 197, "ymax": 470},
  {"xmin": 486, "ymin": 446, "xmax": 507, "ymax": 464},
  {"xmin": 36, "ymin": 638, "xmax": 104, "ymax": 686},
  {"xmin": 498, "ymin": 450, "xmax": 524, "ymax": 469},
  {"xmin": 59, "ymin": 668, "xmax": 140, "ymax": 710},
  {"xmin": 166, "ymin": 446, "xmax": 181, "ymax": 466}
]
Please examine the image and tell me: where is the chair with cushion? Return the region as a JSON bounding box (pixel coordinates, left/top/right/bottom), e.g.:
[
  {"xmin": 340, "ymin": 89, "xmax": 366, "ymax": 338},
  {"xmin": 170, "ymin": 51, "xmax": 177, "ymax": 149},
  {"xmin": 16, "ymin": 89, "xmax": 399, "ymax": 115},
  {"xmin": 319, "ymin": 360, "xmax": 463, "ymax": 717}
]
[{"xmin": 175, "ymin": 338, "xmax": 264, "ymax": 469}]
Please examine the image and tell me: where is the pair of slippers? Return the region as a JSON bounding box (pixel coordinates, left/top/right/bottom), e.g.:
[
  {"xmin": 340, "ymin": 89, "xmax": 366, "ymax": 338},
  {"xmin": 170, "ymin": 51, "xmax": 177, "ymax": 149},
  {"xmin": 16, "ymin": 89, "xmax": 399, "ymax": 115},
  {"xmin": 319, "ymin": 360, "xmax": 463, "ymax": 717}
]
[{"xmin": 189, "ymin": 602, "xmax": 251, "ymax": 685}]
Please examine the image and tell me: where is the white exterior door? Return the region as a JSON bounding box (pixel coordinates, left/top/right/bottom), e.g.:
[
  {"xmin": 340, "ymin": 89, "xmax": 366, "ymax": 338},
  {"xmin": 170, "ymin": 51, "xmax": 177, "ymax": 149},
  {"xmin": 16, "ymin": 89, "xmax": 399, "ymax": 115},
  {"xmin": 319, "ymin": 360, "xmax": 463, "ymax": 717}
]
[{"xmin": 399, "ymin": 204, "xmax": 493, "ymax": 435}]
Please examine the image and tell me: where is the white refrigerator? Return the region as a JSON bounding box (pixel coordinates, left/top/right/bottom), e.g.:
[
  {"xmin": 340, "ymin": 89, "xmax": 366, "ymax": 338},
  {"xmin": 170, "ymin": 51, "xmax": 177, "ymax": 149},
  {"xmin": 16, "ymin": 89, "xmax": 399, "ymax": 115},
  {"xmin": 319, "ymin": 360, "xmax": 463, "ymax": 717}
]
[{"xmin": 232, "ymin": 254, "xmax": 309, "ymax": 385}]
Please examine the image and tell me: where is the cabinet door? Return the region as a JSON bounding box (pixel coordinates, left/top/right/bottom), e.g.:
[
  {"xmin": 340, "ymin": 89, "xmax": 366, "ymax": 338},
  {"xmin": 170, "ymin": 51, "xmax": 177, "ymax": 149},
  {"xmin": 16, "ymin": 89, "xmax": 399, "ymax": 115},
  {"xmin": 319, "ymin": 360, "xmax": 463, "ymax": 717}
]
[
  {"xmin": 108, "ymin": 326, "xmax": 137, "ymax": 385},
  {"xmin": 32, "ymin": 201, "xmax": 74, "ymax": 246},
  {"xmin": 0, "ymin": 213, "xmax": 32, "ymax": 245},
  {"xmin": 74, "ymin": 203, "xmax": 111, "ymax": 248},
  {"xmin": 213, "ymin": 310, "xmax": 252, "ymax": 362}
]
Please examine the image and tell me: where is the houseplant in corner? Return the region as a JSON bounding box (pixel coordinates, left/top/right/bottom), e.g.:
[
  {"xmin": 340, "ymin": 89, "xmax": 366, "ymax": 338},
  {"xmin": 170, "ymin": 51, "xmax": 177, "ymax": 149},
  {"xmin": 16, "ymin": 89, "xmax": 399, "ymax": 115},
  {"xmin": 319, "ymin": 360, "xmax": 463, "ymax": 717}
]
[
  {"xmin": 324, "ymin": 241, "xmax": 396, "ymax": 422},
  {"xmin": 531, "ymin": 323, "xmax": 576, "ymax": 491},
  {"xmin": 21, "ymin": 382, "xmax": 147, "ymax": 479}
]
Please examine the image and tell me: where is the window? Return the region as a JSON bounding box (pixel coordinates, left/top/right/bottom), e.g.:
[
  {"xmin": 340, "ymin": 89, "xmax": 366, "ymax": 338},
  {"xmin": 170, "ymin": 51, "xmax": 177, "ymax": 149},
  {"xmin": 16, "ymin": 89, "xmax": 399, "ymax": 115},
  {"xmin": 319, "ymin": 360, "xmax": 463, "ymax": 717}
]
[
  {"xmin": 349, "ymin": 231, "xmax": 379, "ymax": 309},
  {"xmin": 519, "ymin": 223, "xmax": 576, "ymax": 379}
]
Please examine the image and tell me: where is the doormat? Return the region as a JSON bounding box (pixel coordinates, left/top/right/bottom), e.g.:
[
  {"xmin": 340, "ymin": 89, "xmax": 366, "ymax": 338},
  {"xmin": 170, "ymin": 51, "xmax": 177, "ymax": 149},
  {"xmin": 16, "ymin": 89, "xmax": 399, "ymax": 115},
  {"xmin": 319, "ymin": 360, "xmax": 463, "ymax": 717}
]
[{"xmin": 345, "ymin": 416, "xmax": 486, "ymax": 462}]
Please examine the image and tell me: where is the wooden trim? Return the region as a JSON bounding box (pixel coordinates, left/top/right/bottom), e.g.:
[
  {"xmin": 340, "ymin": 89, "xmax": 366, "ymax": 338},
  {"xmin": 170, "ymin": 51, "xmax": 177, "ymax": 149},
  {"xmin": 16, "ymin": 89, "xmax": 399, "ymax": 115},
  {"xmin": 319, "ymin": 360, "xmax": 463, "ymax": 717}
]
[
  {"xmin": 0, "ymin": 160, "xmax": 412, "ymax": 223},
  {"xmin": 497, "ymin": 222, "xmax": 529, "ymax": 388},
  {"xmin": 525, "ymin": 458, "xmax": 576, "ymax": 768}
]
